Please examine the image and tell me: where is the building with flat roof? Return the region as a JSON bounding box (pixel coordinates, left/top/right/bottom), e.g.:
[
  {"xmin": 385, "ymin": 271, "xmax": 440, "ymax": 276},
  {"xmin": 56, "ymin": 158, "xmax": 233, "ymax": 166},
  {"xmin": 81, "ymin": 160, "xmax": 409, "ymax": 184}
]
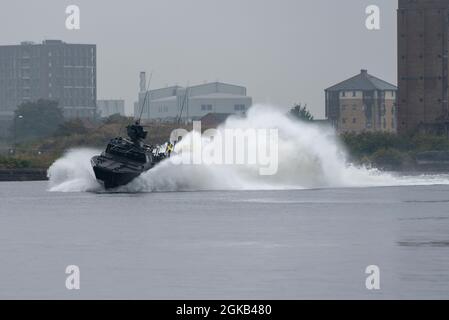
[
  {"xmin": 97, "ymin": 100, "xmax": 125, "ymax": 118},
  {"xmin": 0, "ymin": 40, "xmax": 96, "ymax": 123},
  {"xmin": 134, "ymin": 74, "xmax": 252, "ymax": 121},
  {"xmin": 397, "ymin": 0, "xmax": 449, "ymax": 134},
  {"xmin": 325, "ymin": 69, "xmax": 397, "ymax": 134},
  {"xmin": 200, "ymin": 113, "xmax": 234, "ymax": 128}
]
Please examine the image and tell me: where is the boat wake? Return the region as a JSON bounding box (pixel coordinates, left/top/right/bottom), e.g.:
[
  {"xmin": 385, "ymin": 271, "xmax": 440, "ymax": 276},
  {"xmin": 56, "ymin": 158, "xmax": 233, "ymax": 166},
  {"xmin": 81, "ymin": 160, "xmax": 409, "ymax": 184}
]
[{"xmin": 47, "ymin": 105, "xmax": 449, "ymax": 192}]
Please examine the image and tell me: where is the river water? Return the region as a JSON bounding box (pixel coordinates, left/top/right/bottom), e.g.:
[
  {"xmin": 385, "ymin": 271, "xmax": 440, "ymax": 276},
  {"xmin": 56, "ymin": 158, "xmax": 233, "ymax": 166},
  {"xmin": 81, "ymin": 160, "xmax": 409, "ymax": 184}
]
[{"xmin": 1, "ymin": 181, "xmax": 449, "ymax": 299}]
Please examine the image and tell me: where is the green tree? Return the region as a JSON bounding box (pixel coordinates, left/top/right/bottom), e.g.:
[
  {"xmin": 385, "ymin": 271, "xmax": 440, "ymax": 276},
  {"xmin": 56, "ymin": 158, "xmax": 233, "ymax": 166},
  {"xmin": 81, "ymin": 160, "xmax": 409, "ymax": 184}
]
[
  {"xmin": 104, "ymin": 113, "xmax": 130, "ymax": 125},
  {"xmin": 54, "ymin": 119, "xmax": 89, "ymax": 137},
  {"xmin": 12, "ymin": 99, "xmax": 64, "ymax": 141},
  {"xmin": 370, "ymin": 148, "xmax": 407, "ymax": 170},
  {"xmin": 289, "ymin": 103, "xmax": 314, "ymax": 121}
]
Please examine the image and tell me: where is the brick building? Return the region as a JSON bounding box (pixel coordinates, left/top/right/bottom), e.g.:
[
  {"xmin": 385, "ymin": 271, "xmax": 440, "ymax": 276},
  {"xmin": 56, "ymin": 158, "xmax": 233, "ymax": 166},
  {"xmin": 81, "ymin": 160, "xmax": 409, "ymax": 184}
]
[
  {"xmin": 325, "ymin": 70, "xmax": 397, "ymax": 134},
  {"xmin": 397, "ymin": 0, "xmax": 449, "ymax": 134}
]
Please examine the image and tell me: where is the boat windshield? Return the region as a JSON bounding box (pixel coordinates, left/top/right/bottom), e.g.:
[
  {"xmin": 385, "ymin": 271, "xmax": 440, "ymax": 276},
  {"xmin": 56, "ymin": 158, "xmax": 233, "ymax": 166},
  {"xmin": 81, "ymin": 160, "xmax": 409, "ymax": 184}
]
[{"xmin": 106, "ymin": 144, "xmax": 147, "ymax": 163}]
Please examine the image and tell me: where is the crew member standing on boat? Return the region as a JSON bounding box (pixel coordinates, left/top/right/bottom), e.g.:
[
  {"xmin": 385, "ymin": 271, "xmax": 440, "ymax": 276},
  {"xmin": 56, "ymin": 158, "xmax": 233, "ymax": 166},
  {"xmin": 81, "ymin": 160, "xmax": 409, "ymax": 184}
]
[
  {"xmin": 127, "ymin": 121, "xmax": 147, "ymax": 146},
  {"xmin": 166, "ymin": 142, "xmax": 174, "ymax": 157}
]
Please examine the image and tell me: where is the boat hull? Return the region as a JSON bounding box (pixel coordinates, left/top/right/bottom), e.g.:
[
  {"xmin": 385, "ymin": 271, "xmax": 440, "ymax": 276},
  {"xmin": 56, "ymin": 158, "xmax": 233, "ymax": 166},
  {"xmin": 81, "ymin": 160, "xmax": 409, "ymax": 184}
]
[{"xmin": 91, "ymin": 156, "xmax": 147, "ymax": 189}]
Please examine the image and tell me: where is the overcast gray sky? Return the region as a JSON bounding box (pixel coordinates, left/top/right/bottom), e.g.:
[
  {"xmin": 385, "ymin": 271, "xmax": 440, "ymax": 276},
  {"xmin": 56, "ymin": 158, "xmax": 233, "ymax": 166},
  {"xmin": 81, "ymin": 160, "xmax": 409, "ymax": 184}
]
[{"xmin": 0, "ymin": 0, "xmax": 397, "ymax": 118}]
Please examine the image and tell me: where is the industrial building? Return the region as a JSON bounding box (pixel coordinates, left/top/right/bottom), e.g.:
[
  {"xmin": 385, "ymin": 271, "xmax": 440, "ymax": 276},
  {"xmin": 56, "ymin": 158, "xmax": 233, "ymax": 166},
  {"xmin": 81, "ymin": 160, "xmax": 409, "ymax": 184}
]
[
  {"xmin": 0, "ymin": 40, "xmax": 97, "ymax": 127},
  {"xmin": 325, "ymin": 69, "xmax": 397, "ymax": 134},
  {"xmin": 97, "ymin": 100, "xmax": 125, "ymax": 118},
  {"xmin": 397, "ymin": 0, "xmax": 449, "ymax": 134},
  {"xmin": 134, "ymin": 73, "xmax": 252, "ymax": 121}
]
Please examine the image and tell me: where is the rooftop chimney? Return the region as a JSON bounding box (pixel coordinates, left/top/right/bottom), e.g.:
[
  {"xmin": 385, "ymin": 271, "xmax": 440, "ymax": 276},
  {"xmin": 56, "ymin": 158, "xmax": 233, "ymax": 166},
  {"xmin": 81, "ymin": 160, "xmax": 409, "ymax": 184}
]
[
  {"xmin": 139, "ymin": 72, "xmax": 146, "ymax": 92},
  {"xmin": 361, "ymin": 69, "xmax": 368, "ymax": 76}
]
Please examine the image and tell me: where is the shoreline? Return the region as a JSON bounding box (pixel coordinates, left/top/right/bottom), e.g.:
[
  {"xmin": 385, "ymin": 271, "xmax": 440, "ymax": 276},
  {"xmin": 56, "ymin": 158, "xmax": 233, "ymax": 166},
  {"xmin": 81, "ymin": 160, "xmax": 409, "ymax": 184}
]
[{"xmin": 0, "ymin": 168, "xmax": 48, "ymax": 181}]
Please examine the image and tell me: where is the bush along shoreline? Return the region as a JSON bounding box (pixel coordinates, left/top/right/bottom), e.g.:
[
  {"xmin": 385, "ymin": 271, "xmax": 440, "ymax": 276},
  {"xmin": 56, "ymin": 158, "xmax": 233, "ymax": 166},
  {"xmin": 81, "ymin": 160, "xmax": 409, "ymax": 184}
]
[
  {"xmin": 341, "ymin": 132, "xmax": 449, "ymax": 172},
  {"xmin": 3, "ymin": 115, "xmax": 449, "ymax": 174}
]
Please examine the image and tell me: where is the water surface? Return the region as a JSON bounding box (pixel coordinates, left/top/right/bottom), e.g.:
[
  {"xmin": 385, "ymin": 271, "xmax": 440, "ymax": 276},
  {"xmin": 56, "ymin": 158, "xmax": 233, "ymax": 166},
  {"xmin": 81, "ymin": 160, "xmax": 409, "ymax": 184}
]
[{"xmin": 1, "ymin": 181, "xmax": 449, "ymax": 299}]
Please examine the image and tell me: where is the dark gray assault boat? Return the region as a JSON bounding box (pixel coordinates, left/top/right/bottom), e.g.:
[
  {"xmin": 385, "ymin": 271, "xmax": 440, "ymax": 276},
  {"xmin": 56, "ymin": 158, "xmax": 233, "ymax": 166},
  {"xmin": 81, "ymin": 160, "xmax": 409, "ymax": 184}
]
[{"xmin": 91, "ymin": 122, "xmax": 170, "ymax": 189}]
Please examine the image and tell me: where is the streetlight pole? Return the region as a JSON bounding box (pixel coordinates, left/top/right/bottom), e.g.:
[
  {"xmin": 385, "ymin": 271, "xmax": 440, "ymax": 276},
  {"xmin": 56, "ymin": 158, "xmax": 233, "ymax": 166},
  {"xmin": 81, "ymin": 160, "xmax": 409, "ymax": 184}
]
[{"xmin": 13, "ymin": 115, "xmax": 23, "ymax": 155}]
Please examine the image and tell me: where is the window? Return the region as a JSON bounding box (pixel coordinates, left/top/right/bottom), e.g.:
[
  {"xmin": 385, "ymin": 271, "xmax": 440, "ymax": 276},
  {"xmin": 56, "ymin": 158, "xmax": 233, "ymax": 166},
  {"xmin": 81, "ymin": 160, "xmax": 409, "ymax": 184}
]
[
  {"xmin": 342, "ymin": 118, "xmax": 346, "ymax": 124},
  {"xmin": 341, "ymin": 105, "xmax": 346, "ymax": 111},
  {"xmin": 352, "ymin": 118, "xmax": 356, "ymax": 124},
  {"xmin": 341, "ymin": 91, "xmax": 346, "ymax": 97},
  {"xmin": 234, "ymin": 104, "xmax": 245, "ymax": 111},
  {"xmin": 158, "ymin": 106, "xmax": 169, "ymax": 113},
  {"xmin": 352, "ymin": 91, "xmax": 356, "ymax": 97},
  {"xmin": 352, "ymin": 104, "xmax": 357, "ymax": 111},
  {"xmin": 201, "ymin": 104, "xmax": 212, "ymax": 111}
]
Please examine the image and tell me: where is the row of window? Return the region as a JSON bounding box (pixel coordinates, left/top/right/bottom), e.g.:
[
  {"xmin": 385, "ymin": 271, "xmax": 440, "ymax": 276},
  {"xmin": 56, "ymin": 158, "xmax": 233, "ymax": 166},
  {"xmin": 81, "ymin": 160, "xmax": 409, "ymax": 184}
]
[
  {"xmin": 341, "ymin": 104, "xmax": 395, "ymax": 114},
  {"xmin": 14, "ymin": 48, "xmax": 95, "ymax": 58},
  {"xmin": 341, "ymin": 118, "xmax": 358, "ymax": 124},
  {"xmin": 157, "ymin": 104, "xmax": 247, "ymax": 113},
  {"xmin": 158, "ymin": 106, "xmax": 169, "ymax": 113},
  {"xmin": 201, "ymin": 104, "xmax": 212, "ymax": 111},
  {"xmin": 399, "ymin": 98, "xmax": 446, "ymax": 103},
  {"xmin": 63, "ymin": 98, "xmax": 93, "ymax": 106},
  {"xmin": 341, "ymin": 91, "xmax": 396, "ymax": 98},
  {"xmin": 63, "ymin": 79, "xmax": 94, "ymax": 87},
  {"xmin": 48, "ymin": 50, "xmax": 95, "ymax": 58},
  {"xmin": 202, "ymin": 104, "xmax": 246, "ymax": 111},
  {"xmin": 341, "ymin": 104, "xmax": 359, "ymax": 111},
  {"xmin": 63, "ymin": 68, "xmax": 95, "ymax": 77},
  {"xmin": 64, "ymin": 108, "xmax": 95, "ymax": 118},
  {"xmin": 341, "ymin": 91, "xmax": 358, "ymax": 98},
  {"xmin": 400, "ymin": 54, "xmax": 445, "ymax": 60},
  {"xmin": 0, "ymin": 69, "xmax": 94, "ymax": 79},
  {"xmin": 399, "ymin": 31, "xmax": 446, "ymax": 38}
]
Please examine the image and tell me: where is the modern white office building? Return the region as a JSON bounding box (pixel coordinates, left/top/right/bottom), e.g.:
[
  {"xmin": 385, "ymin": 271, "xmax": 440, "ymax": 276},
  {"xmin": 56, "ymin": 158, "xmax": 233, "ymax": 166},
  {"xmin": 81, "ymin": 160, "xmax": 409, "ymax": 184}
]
[
  {"xmin": 134, "ymin": 73, "xmax": 252, "ymax": 121},
  {"xmin": 97, "ymin": 100, "xmax": 125, "ymax": 118}
]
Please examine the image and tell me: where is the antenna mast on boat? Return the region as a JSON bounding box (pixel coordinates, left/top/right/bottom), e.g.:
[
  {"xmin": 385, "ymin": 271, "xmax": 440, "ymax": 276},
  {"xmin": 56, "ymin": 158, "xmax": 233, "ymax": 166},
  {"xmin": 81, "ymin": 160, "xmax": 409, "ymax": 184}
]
[{"xmin": 177, "ymin": 84, "xmax": 190, "ymax": 124}]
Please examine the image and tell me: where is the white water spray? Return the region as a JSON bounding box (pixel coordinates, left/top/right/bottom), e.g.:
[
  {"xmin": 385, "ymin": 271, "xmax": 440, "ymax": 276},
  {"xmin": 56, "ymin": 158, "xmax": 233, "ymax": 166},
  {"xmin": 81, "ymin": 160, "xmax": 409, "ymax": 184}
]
[
  {"xmin": 48, "ymin": 105, "xmax": 449, "ymax": 192},
  {"xmin": 48, "ymin": 148, "xmax": 101, "ymax": 192}
]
